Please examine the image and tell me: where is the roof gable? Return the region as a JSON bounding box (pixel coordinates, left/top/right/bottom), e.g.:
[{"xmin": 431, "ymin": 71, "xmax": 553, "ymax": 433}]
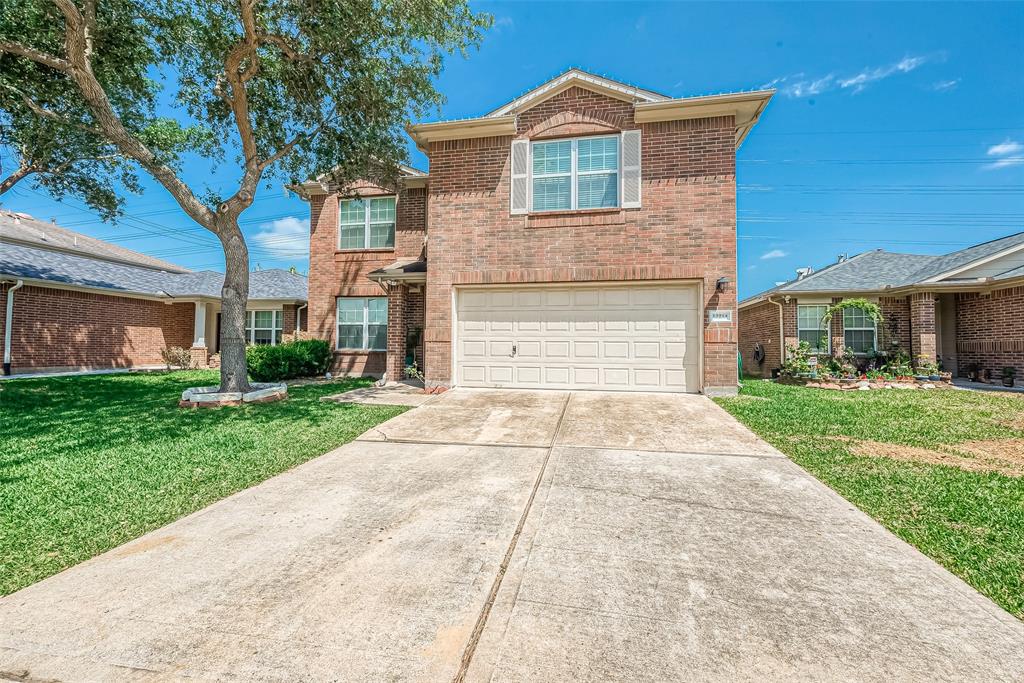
[
  {"xmin": 485, "ymin": 68, "xmax": 669, "ymax": 118},
  {"xmin": 913, "ymin": 232, "xmax": 1024, "ymax": 282}
]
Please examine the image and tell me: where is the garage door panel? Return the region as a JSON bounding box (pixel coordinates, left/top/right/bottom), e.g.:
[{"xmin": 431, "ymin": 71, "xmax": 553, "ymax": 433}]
[
  {"xmin": 517, "ymin": 341, "xmax": 542, "ymax": 358},
  {"xmin": 457, "ymin": 283, "xmax": 702, "ymax": 393}
]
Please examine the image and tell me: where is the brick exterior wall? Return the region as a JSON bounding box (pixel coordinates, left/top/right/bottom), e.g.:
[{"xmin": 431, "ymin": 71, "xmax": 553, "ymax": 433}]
[
  {"xmin": 423, "ymin": 86, "xmax": 738, "ymax": 392},
  {"xmin": 0, "ymin": 283, "xmax": 193, "ymax": 373},
  {"xmin": 738, "ymin": 300, "xmax": 782, "ymax": 378},
  {"xmin": 909, "ymin": 292, "xmax": 937, "ymax": 363},
  {"xmin": 740, "ymin": 287, "xmax": 1024, "ymax": 379},
  {"xmin": 306, "ymin": 181, "xmax": 427, "ymax": 377},
  {"xmin": 956, "ymin": 285, "xmax": 1024, "ymax": 378}
]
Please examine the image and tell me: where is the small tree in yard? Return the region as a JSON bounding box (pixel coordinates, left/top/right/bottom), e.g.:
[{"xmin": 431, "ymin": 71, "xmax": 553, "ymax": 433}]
[{"xmin": 0, "ymin": 0, "xmax": 489, "ymax": 393}]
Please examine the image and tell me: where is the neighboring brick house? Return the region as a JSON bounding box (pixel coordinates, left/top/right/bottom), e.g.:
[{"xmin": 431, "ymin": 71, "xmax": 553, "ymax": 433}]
[
  {"xmin": 297, "ymin": 69, "xmax": 773, "ymax": 394},
  {"xmin": 739, "ymin": 232, "xmax": 1024, "ymax": 379},
  {"xmin": 0, "ymin": 211, "xmax": 307, "ymax": 375}
]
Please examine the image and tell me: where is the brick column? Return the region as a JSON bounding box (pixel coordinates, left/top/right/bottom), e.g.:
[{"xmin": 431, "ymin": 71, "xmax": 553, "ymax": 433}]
[
  {"xmin": 910, "ymin": 292, "xmax": 937, "ymax": 366},
  {"xmin": 386, "ymin": 284, "xmax": 407, "ymax": 382}
]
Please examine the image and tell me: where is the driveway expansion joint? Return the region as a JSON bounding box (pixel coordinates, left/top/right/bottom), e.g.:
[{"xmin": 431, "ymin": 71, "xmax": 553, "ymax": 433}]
[{"xmin": 451, "ymin": 392, "xmax": 573, "ymax": 683}]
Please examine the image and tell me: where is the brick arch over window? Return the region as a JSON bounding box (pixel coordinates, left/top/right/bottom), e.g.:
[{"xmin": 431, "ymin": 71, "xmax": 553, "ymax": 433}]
[{"xmin": 524, "ymin": 110, "xmax": 624, "ymax": 140}]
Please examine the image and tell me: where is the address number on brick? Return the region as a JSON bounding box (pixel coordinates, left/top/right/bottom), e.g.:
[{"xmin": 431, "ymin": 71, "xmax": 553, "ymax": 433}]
[{"xmin": 708, "ymin": 310, "xmax": 733, "ymax": 323}]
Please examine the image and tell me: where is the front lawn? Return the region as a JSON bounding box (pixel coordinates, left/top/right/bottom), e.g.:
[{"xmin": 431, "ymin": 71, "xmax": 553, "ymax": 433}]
[
  {"xmin": 715, "ymin": 380, "xmax": 1024, "ymax": 619},
  {"xmin": 0, "ymin": 371, "xmax": 406, "ymax": 596}
]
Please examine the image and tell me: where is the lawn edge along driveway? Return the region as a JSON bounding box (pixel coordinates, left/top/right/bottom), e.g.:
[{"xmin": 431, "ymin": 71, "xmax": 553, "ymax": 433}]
[
  {"xmin": 715, "ymin": 379, "xmax": 1024, "ymax": 620},
  {"xmin": 0, "ymin": 370, "xmax": 408, "ymax": 596}
]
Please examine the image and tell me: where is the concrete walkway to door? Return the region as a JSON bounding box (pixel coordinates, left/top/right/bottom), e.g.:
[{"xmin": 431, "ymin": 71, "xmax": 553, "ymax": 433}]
[{"xmin": 0, "ymin": 389, "xmax": 1022, "ymax": 682}]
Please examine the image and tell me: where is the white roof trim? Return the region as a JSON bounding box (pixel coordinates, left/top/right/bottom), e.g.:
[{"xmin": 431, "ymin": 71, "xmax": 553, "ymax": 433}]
[
  {"xmin": 486, "ymin": 68, "xmax": 669, "ymax": 118},
  {"xmin": 922, "ymin": 242, "xmax": 1024, "ymax": 283}
]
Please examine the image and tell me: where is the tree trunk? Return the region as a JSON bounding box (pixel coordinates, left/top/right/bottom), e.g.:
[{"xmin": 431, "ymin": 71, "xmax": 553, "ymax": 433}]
[{"xmin": 217, "ymin": 220, "xmax": 252, "ymax": 393}]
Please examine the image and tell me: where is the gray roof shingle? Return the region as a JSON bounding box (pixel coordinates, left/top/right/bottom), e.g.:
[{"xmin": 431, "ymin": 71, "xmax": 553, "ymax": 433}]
[
  {"xmin": 744, "ymin": 231, "xmax": 1024, "ymax": 303},
  {"xmin": 1, "ymin": 211, "xmax": 190, "ymax": 273},
  {"xmin": 0, "ymin": 241, "xmax": 306, "ymax": 301}
]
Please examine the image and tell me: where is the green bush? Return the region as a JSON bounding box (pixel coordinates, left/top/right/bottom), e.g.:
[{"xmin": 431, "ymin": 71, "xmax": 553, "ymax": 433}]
[{"xmin": 246, "ymin": 339, "xmax": 332, "ymax": 382}]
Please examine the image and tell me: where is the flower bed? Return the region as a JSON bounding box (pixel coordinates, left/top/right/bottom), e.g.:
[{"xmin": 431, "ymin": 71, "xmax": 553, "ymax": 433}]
[{"xmin": 776, "ymin": 376, "xmax": 952, "ymax": 391}]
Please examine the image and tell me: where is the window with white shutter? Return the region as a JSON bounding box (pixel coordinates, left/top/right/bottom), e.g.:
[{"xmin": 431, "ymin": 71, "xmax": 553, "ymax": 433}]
[
  {"xmin": 513, "ymin": 133, "xmax": 642, "ymax": 214},
  {"xmin": 510, "ymin": 139, "xmax": 530, "ymax": 215},
  {"xmin": 621, "ymin": 129, "xmax": 642, "ymax": 208}
]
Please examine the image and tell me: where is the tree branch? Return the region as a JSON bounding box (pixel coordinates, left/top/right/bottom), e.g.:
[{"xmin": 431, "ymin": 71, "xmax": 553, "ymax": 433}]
[
  {"xmin": 47, "ymin": 0, "xmax": 217, "ymax": 229},
  {"xmin": 0, "ymin": 40, "xmax": 70, "ymax": 71},
  {"xmin": 1, "ymin": 83, "xmax": 103, "ymax": 135},
  {"xmin": 0, "ymin": 162, "xmax": 38, "ymax": 195}
]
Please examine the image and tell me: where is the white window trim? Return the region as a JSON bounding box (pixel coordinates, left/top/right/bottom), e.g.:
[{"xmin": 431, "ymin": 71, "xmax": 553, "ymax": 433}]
[
  {"xmin": 245, "ymin": 309, "xmax": 282, "ymax": 346},
  {"xmin": 338, "ymin": 196, "xmax": 396, "ymax": 250},
  {"xmin": 796, "ymin": 304, "xmax": 830, "ymax": 353},
  {"xmin": 843, "ymin": 307, "xmax": 878, "ymax": 354},
  {"xmin": 336, "ymin": 297, "xmax": 388, "ymax": 351},
  {"xmin": 530, "ymin": 134, "xmax": 620, "ymax": 212}
]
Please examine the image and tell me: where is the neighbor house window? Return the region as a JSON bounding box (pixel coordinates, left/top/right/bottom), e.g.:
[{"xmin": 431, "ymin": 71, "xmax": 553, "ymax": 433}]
[
  {"xmin": 843, "ymin": 306, "xmax": 877, "ymax": 353},
  {"xmin": 338, "ymin": 196, "xmax": 396, "ymax": 249},
  {"xmin": 244, "ymin": 310, "xmax": 282, "ymax": 346},
  {"xmin": 797, "ymin": 305, "xmax": 829, "ymax": 353},
  {"xmin": 531, "ymin": 135, "xmax": 619, "ymax": 212},
  {"xmin": 337, "ymin": 297, "xmax": 387, "ymax": 351}
]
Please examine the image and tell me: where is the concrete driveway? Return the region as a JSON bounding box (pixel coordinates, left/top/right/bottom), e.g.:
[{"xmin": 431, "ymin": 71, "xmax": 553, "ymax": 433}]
[{"xmin": 1, "ymin": 389, "xmax": 1022, "ymax": 682}]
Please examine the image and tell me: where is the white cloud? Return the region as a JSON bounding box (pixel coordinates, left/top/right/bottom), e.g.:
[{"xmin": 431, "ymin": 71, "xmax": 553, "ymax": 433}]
[
  {"xmin": 493, "ymin": 16, "xmax": 514, "ymax": 32},
  {"xmin": 982, "ymin": 139, "xmax": 1024, "ymax": 171},
  {"xmin": 251, "ymin": 216, "xmax": 309, "ymax": 259},
  {"xmin": 760, "ymin": 249, "xmax": 788, "ymax": 260},
  {"xmin": 987, "ymin": 139, "xmax": 1023, "ymax": 157},
  {"xmin": 765, "ymin": 54, "xmax": 935, "ymax": 98},
  {"xmin": 931, "ymin": 78, "xmax": 960, "ymax": 91}
]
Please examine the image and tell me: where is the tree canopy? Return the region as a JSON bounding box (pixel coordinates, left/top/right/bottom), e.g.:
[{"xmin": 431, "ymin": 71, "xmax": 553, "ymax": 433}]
[{"xmin": 0, "ymin": 0, "xmax": 489, "ymax": 391}]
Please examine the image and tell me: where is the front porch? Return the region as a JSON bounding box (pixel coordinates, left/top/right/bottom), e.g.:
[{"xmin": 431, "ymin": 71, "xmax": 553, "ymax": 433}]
[
  {"xmin": 367, "ymin": 259, "xmax": 427, "ymax": 383},
  {"xmin": 187, "ymin": 300, "xmax": 305, "ymax": 368}
]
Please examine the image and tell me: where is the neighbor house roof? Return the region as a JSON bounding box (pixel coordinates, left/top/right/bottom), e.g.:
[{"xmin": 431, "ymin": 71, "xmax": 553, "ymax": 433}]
[
  {"xmin": 741, "ymin": 231, "xmax": 1024, "ymax": 307},
  {"xmin": 0, "ymin": 215, "xmax": 307, "ymax": 302},
  {"xmin": 1, "ymin": 210, "xmax": 190, "ymax": 273},
  {"xmin": 407, "ymin": 67, "xmax": 774, "ymax": 150}
]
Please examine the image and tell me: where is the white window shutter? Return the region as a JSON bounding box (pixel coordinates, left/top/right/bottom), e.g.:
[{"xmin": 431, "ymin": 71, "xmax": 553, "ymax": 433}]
[
  {"xmin": 510, "ymin": 139, "xmax": 530, "ymax": 215},
  {"xmin": 621, "ymin": 129, "xmax": 642, "ymax": 208}
]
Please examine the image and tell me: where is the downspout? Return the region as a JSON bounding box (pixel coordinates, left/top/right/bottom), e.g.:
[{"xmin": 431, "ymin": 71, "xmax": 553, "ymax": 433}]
[
  {"xmin": 767, "ymin": 296, "xmax": 786, "ymax": 366},
  {"xmin": 4, "ymin": 279, "xmax": 25, "ymax": 375},
  {"xmin": 296, "ymin": 303, "xmax": 307, "ymax": 332}
]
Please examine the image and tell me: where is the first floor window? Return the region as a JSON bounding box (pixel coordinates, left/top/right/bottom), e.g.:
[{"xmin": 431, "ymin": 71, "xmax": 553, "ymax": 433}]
[
  {"xmin": 531, "ymin": 135, "xmax": 619, "ymax": 211},
  {"xmin": 797, "ymin": 304, "xmax": 829, "ymax": 353},
  {"xmin": 843, "ymin": 306, "xmax": 877, "ymax": 353},
  {"xmin": 337, "ymin": 297, "xmax": 387, "ymax": 350},
  {"xmin": 338, "ymin": 196, "xmax": 396, "ymax": 249},
  {"xmin": 244, "ymin": 310, "xmax": 282, "ymax": 345}
]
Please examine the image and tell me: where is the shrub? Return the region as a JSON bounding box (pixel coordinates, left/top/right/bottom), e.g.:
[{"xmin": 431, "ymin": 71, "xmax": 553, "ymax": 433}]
[
  {"xmin": 246, "ymin": 339, "xmax": 332, "ymax": 382},
  {"xmin": 780, "ymin": 340, "xmax": 814, "ymax": 377},
  {"xmin": 161, "ymin": 346, "xmax": 194, "ymax": 370}
]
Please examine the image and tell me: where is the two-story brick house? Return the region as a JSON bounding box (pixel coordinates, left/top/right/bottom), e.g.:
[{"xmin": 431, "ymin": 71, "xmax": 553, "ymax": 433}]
[{"xmin": 298, "ymin": 69, "xmax": 773, "ymax": 395}]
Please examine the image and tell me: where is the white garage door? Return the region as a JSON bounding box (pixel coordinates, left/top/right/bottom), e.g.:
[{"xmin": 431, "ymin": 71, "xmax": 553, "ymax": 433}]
[{"xmin": 456, "ymin": 283, "xmax": 701, "ymax": 393}]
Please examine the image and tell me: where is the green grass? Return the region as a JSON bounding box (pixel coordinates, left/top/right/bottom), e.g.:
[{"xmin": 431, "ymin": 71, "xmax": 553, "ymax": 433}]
[
  {"xmin": 0, "ymin": 371, "xmax": 407, "ymax": 596},
  {"xmin": 715, "ymin": 380, "xmax": 1024, "ymax": 619}
]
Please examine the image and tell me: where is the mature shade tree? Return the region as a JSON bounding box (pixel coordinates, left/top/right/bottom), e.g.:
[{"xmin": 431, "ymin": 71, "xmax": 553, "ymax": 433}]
[
  {"xmin": 0, "ymin": 0, "xmax": 489, "ymax": 392},
  {"xmin": 0, "ymin": 113, "xmax": 139, "ymax": 221}
]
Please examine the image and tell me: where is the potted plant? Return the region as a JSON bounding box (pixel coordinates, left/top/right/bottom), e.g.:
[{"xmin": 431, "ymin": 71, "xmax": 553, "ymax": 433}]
[{"xmin": 1001, "ymin": 367, "xmax": 1017, "ymax": 388}]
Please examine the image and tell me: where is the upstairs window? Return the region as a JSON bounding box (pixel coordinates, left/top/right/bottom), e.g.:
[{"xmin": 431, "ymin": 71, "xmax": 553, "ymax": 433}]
[
  {"xmin": 797, "ymin": 305, "xmax": 829, "ymax": 353},
  {"xmin": 531, "ymin": 135, "xmax": 619, "ymax": 211},
  {"xmin": 338, "ymin": 196, "xmax": 396, "ymax": 250},
  {"xmin": 843, "ymin": 306, "xmax": 877, "ymax": 354}
]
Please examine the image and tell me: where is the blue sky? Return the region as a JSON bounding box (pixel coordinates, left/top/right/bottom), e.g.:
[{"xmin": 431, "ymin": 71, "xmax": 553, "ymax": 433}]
[{"xmin": 2, "ymin": 1, "xmax": 1022, "ymax": 299}]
